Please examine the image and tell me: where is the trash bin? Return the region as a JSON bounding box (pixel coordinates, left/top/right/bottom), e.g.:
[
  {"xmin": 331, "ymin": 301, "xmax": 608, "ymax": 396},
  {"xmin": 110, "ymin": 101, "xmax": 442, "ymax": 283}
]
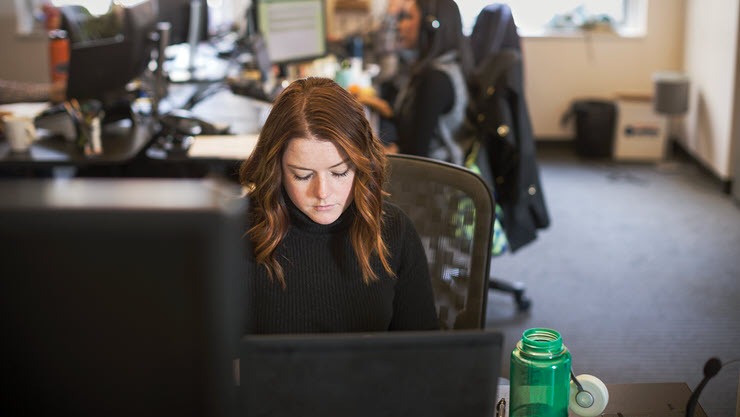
[{"xmin": 563, "ymin": 99, "xmax": 617, "ymax": 157}]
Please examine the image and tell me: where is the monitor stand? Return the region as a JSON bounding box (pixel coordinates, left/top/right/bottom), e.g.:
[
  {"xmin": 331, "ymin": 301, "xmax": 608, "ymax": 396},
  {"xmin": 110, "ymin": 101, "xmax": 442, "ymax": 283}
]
[{"xmin": 148, "ymin": 22, "xmax": 230, "ymax": 158}]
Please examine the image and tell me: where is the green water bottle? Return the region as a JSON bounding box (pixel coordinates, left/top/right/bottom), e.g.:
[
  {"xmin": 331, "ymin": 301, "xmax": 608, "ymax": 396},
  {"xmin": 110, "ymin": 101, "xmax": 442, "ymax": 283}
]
[{"xmin": 510, "ymin": 328, "xmax": 572, "ymax": 417}]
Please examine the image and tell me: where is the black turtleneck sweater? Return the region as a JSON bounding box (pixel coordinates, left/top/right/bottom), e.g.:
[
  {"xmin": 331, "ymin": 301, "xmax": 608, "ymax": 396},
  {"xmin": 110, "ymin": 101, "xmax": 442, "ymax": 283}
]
[{"xmin": 244, "ymin": 199, "xmax": 439, "ymax": 334}]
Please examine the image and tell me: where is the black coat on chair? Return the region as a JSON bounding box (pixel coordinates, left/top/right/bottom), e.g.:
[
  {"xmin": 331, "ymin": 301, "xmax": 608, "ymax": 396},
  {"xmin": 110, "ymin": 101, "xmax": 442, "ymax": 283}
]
[{"xmin": 468, "ymin": 4, "xmax": 550, "ymax": 251}]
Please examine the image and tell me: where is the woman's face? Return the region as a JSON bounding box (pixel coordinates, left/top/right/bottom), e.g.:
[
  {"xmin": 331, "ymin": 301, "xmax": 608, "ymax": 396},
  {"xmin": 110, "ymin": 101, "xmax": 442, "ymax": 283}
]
[
  {"xmin": 397, "ymin": 1, "xmax": 421, "ymax": 50},
  {"xmin": 281, "ymin": 137, "xmax": 355, "ymax": 225}
]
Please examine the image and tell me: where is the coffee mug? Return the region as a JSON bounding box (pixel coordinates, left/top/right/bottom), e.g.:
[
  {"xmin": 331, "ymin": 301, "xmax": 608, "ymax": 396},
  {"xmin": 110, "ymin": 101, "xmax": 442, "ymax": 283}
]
[{"xmin": 3, "ymin": 115, "xmax": 37, "ymax": 152}]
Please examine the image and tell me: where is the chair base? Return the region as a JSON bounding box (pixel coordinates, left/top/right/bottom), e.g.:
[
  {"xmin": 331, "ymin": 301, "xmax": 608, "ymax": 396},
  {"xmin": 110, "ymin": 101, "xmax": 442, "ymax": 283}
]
[{"xmin": 489, "ymin": 278, "xmax": 531, "ymax": 312}]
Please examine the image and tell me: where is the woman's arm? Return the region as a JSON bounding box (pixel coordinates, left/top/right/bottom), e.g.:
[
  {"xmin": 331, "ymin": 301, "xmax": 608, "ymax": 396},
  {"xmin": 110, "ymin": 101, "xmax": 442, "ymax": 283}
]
[
  {"xmin": 0, "ymin": 79, "xmax": 55, "ymax": 104},
  {"xmin": 397, "ymin": 69, "xmax": 454, "ymax": 157}
]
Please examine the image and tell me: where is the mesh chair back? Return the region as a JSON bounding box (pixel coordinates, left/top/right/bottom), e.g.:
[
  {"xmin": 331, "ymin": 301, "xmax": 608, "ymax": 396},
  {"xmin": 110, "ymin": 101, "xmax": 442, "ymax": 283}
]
[{"xmin": 385, "ymin": 154, "xmax": 493, "ymax": 329}]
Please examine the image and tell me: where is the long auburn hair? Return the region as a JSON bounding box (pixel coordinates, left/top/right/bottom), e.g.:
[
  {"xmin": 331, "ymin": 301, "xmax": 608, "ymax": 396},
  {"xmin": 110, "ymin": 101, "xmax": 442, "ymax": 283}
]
[{"xmin": 239, "ymin": 77, "xmax": 393, "ymax": 288}]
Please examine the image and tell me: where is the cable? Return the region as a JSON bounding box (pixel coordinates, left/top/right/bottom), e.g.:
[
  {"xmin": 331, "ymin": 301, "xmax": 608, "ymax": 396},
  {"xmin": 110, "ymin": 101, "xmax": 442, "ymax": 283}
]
[{"xmin": 685, "ymin": 357, "xmax": 740, "ymax": 417}]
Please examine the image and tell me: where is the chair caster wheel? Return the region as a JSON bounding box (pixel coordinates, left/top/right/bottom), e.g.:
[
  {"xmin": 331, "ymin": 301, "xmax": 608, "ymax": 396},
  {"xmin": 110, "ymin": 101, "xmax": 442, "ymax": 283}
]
[{"xmin": 515, "ymin": 293, "xmax": 531, "ymax": 312}]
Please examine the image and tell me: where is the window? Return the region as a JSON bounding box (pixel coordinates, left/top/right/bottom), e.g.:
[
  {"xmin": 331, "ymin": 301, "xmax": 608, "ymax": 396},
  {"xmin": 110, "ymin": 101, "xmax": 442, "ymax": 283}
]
[
  {"xmin": 14, "ymin": 0, "xmax": 46, "ymax": 34},
  {"xmin": 455, "ymin": 0, "xmax": 646, "ymax": 37},
  {"xmin": 14, "ymin": 0, "xmax": 152, "ymax": 35}
]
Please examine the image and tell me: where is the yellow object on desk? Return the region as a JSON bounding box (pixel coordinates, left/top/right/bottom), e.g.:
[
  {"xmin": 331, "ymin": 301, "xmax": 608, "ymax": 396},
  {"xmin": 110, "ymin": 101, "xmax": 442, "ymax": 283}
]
[{"xmin": 187, "ymin": 134, "xmax": 260, "ymax": 160}]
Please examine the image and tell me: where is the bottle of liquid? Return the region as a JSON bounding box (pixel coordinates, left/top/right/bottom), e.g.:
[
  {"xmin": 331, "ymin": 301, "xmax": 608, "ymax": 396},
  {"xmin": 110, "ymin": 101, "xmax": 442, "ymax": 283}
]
[
  {"xmin": 509, "ymin": 328, "xmax": 572, "ymax": 417},
  {"xmin": 48, "ymin": 29, "xmax": 70, "ymax": 86}
]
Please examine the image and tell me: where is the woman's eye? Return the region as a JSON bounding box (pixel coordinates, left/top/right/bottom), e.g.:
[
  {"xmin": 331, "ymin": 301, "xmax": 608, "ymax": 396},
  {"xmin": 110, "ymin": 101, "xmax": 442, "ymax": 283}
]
[
  {"xmin": 332, "ymin": 170, "xmax": 350, "ymax": 178},
  {"xmin": 293, "ymin": 173, "xmax": 312, "ymax": 181}
]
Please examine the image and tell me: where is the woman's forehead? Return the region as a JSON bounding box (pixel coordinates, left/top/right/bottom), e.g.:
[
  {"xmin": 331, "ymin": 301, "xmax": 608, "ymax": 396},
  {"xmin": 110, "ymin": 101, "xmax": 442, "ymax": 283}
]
[{"xmin": 283, "ymin": 137, "xmax": 348, "ymax": 165}]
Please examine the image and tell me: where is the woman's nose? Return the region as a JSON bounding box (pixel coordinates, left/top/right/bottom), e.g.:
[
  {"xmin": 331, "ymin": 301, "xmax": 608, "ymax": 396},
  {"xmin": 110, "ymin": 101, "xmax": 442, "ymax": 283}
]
[{"xmin": 313, "ymin": 176, "xmax": 330, "ymax": 199}]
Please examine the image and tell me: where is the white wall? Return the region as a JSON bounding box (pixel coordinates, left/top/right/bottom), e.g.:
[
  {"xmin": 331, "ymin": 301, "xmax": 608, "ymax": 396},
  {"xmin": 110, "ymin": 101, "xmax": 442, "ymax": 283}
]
[
  {"xmin": 0, "ymin": 1, "xmax": 16, "ymax": 15},
  {"xmin": 520, "ymin": 0, "xmax": 686, "ymax": 139},
  {"xmin": 683, "ymin": 0, "xmax": 739, "ymax": 180},
  {"xmin": 0, "ymin": 2, "xmax": 50, "ymax": 83},
  {"xmin": 735, "ymin": 15, "xmax": 740, "ymax": 201}
]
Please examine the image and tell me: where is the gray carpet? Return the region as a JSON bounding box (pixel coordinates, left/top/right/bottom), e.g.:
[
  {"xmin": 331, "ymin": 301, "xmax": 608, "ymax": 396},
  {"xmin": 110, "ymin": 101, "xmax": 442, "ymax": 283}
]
[{"xmin": 486, "ymin": 144, "xmax": 740, "ymax": 417}]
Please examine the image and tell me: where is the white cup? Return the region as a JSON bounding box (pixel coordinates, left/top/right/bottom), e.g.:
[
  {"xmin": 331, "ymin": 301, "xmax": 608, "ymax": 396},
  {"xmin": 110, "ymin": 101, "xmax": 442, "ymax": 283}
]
[{"xmin": 3, "ymin": 115, "xmax": 37, "ymax": 152}]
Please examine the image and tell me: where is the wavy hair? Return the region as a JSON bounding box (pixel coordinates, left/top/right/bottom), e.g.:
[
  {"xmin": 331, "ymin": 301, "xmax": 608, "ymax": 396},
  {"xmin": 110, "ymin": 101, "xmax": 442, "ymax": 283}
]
[{"xmin": 239, "ymin": 77, "xmax": 392, "ymax": 288}]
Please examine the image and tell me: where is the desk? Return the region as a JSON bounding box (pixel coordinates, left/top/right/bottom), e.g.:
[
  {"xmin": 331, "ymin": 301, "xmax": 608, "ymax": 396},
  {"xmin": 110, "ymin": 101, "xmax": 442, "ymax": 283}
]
[
  {"xmin": 0, "ymin": 117, "xmax": 155, "ymax": 171},
  {"xmin": 0, "ymin": 92, "xmax": 264, "ymax": 180},
  {"xmin": 497, "ymin": 383, "xmax": 708, "ymax": 417},
  {"xmin": 188, "ymin": 89, "xmax": 272, "ymax": 136},
  {"xmin": 145, "ymin": 89, "xmax": 269, "ymax": 176}
]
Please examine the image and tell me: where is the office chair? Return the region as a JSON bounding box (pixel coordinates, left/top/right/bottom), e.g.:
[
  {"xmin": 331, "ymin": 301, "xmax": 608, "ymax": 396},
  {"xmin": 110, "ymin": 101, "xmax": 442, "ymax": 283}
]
[{"xmin": 385, "ymin": 154, "xmax": 493, "ymax": 329}]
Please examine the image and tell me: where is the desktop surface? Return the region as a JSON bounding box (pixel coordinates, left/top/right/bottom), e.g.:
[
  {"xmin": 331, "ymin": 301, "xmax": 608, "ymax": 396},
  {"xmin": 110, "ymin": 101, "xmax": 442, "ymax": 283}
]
[
  {"xmin": 0, "ymin": 117, "xmax": 155, "ymax": 167},
  {"xmin": 497, "ymin": 383, "xmax": 708, "ymax": 417}
]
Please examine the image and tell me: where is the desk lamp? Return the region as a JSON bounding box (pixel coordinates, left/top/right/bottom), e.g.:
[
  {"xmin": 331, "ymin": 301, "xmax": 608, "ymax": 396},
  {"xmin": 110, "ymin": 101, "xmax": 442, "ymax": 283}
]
[{"xmin": 652, "ymin": 71, "xmax": 690, "ymax": 160}]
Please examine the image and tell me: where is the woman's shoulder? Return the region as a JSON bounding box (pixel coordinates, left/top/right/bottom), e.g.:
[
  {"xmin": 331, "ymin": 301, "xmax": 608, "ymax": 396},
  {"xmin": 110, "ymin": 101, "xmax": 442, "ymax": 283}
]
[
  {"xmin": 416, "ymin": 66, "xmax": 452, "ymax": 85},
  {"xmin": 382, "ymin": 200, "xmax": 407, "ymax": 219},
  {"xmin": 382, "ymin": 201, "xmax": 416, "ymax": 234},
  {"xmin": 381, "ymin": 202, "xmax": 425, "ymax": 264},
  {"xmin": 412, "ymin": 68, "xmax": 455, "ymax": 102}
]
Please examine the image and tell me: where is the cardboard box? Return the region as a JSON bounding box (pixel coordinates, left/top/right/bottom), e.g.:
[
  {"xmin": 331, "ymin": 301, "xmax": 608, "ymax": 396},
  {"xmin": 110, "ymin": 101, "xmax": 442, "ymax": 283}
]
[{"xmin": 613, "ymin": 95, "xmax": 667, "ymax": 161}]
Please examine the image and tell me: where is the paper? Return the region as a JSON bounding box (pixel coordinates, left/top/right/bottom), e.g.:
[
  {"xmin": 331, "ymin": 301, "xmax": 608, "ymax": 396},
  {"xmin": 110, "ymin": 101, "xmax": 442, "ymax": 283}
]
[{"xmin": 187, "ymin": 134, "xmax": 260, "ymax": 160}]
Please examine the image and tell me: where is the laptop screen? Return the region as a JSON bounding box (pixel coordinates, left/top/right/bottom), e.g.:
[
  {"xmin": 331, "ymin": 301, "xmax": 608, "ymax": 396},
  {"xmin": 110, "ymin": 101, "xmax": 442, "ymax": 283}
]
[{"xmin": 240, "ymin": 330, "xmax": 503, "ymax": 417}]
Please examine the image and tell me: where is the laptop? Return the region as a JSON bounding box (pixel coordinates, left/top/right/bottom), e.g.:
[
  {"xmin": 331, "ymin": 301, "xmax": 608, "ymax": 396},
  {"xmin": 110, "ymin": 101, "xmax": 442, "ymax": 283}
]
[{"xmin": 239, "ymin": 330, "xmax": 503, "ymax": 417}]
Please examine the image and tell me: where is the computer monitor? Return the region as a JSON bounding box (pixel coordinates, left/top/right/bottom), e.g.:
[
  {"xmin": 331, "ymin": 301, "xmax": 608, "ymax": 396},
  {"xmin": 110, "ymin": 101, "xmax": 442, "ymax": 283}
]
[
  {"xmin": 58, "ymin": 4, "xmax": 125, "ymax": 44},
  {"xmin": 66, "ymin": 36, "xmax": 132, "ymax": 103},
  {"xmin": 64, "ymin": 1, "xmax": 158, "ymax": 108},
  {"xmin": 0, "ymin": 178, "xmax": 247, "ymax": 417},
  {"xmin": 157, "ymin": 0, "xmax": 209, "ymax": 45},
  {"xmin": 253, "ymin": 0, "xmax": 327, "ymax": 64},
  {"xmin": 240, "ymin": 330, "xmax": 504, "ymax": 417}
]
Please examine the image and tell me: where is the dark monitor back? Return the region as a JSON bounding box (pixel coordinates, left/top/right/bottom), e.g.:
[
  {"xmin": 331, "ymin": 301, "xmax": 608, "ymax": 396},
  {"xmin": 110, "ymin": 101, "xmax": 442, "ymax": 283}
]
[
  {"xmin": 64, "ymin": 1, "xmax": 158, "ymax": 104},
  {"xmin": 0, "ymin": 178, "xmax": 247, "ymax": 417},
  {"xmin": 123, "ymin": 0, "xmax": 160, "ymax": 79},
  {"xmin": 240, "ymin": 330, "xmax": 503, "ymax": 417},
  {"xmin": 66, "ymin": 36, "xmax": 132, "ymax": 101},
  {"xmin": 158, "ymin": 0, "xmax": 209, "ymax": 45}
]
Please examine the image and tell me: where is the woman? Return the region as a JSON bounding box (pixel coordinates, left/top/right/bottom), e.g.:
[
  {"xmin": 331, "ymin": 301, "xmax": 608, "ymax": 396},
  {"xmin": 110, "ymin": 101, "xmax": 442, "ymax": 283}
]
[
  {"xmin": 0, "ymin": 79, "xmax": 66, "ymax": 105},
  {"xmin": 239, "ymin": 77, "xmax": 439, "ymax": 334},
  {"xmin": 393, "ymin": 0, "xmax": 474, "ymax": 165}
]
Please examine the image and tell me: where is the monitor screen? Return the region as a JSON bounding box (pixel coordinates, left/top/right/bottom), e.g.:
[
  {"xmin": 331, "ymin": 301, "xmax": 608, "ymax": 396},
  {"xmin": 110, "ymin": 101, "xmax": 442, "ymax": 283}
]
[
  {"xmin": 64, "ymin": 1, "xmax": 158, "ymax": 106},
  {"xmin": 0, "ymin": 178, "xmax": 247, "ymax": 417},
  {"xmin": 254, "ymin": 0, "xmax": 327, "ymax": 64}
]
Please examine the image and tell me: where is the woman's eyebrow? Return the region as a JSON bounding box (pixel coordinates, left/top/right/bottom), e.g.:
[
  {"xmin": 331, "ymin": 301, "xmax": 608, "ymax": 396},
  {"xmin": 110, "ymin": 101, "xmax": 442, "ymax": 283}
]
[
  {"xmin": 286, "ymin": 159, "xmax": 350, "ymax": 171},
  {"xmin": 331, "ymin": 159, "xmax": 351, "ymax": 169},
  {"xmin": 286, "ymin": 164, "xmax": 313, "ymax": 171}
]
